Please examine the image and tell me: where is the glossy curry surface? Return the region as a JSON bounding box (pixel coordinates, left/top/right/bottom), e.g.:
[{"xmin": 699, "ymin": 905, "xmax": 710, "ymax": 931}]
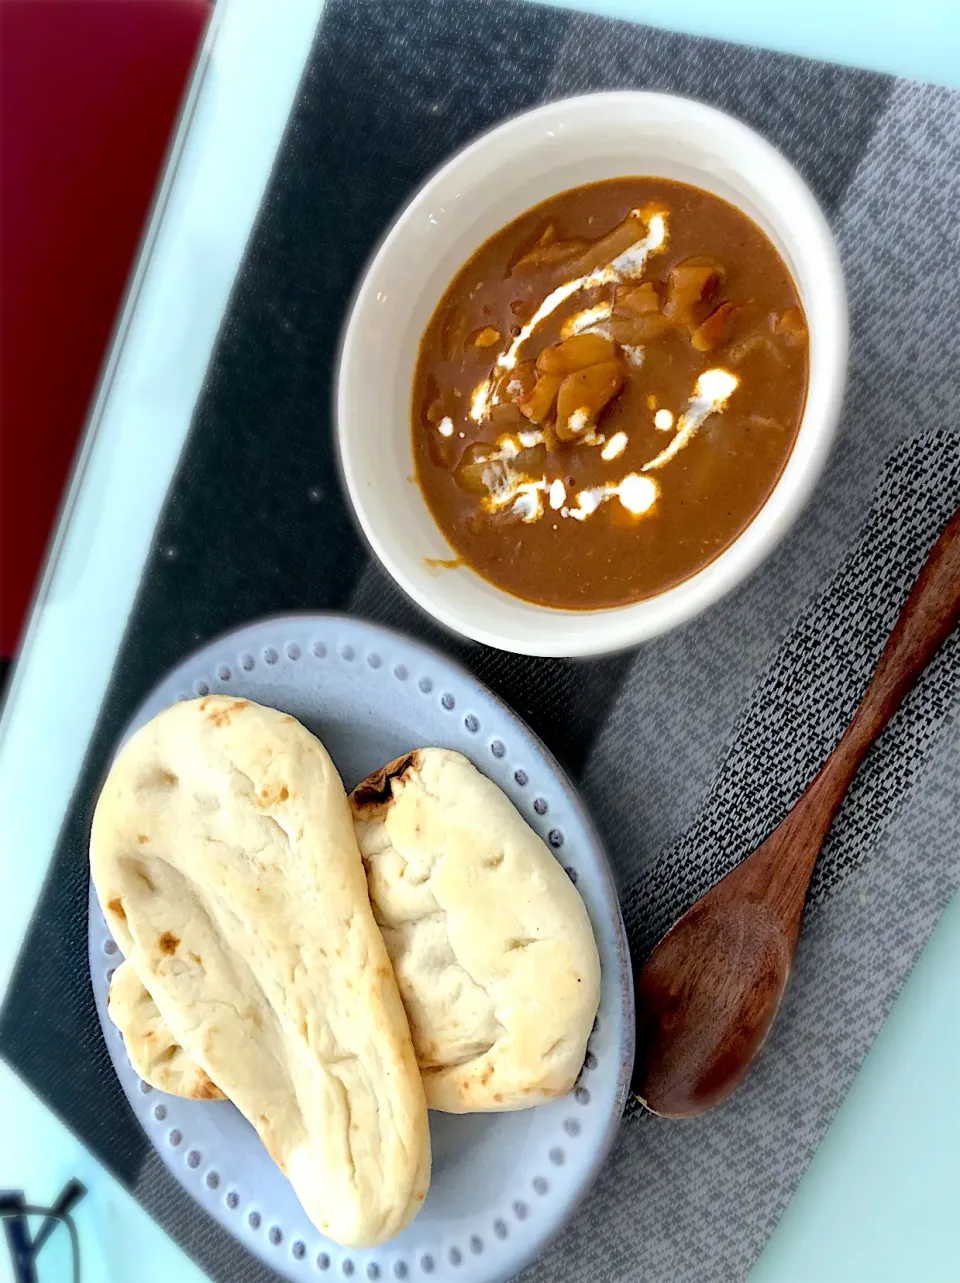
[{"xmin": 412, "ymin": 178, "xmax": 808, "ymax": 609}]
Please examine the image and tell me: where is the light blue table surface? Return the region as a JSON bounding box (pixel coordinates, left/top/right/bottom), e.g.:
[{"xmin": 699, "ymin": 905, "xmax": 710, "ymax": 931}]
[{"xmin": 1, "ymin": 2, "xmax": 957, "ymax": 1281}]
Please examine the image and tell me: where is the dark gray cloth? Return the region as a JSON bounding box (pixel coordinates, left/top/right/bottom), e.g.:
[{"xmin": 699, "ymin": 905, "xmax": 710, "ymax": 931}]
[{"xmin": 1, "ymin": 3, "xmax": 957, "ymax": 1281}]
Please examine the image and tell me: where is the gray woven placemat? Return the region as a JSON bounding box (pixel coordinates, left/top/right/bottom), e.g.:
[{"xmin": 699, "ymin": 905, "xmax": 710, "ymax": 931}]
[{"xmin": 1, "ymin": 4, "xmax": 957, "ymax": 1281}]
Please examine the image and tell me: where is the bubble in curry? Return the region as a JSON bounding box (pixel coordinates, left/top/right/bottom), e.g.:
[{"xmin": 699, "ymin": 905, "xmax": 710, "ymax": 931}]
[{"xmin": 412, "ymin": 178, "xmax": 809, "ymax": 609}]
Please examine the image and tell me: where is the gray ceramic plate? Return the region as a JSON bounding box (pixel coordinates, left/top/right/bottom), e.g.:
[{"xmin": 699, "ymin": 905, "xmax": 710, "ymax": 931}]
[{"xmin": 88, "ymin": 614, "xmax": 634, "ymax": 1283}]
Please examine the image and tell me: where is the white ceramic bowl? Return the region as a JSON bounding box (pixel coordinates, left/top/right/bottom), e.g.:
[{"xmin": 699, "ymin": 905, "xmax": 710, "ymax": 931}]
[{"xmin": 337, "ymin": 92, "xmax": 847, "ymax": 658}]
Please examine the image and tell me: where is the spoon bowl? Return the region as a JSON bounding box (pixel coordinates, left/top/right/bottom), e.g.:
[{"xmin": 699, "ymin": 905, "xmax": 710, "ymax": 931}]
[{"xmin": 636, "ymin": 893, "xmax": 791, "ymax": 1118}]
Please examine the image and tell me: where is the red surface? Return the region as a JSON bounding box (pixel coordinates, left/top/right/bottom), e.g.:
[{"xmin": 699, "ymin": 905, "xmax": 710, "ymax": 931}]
[{"xmin": 0, "ymin": 0, "xmax": 209, "ymax": 656}]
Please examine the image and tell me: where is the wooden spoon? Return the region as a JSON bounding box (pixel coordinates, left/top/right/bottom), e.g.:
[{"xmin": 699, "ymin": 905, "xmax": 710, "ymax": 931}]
[{"xmin": 632, "ymin": 504, "xmax": 960, "ymax": 1119}]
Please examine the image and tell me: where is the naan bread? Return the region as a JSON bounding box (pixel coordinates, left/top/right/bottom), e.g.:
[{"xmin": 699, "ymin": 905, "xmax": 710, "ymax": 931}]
[
  {"xmin": 102, "ymin": 738, "xmax": 601, "ymax": 1116},
  {"xmin": 91, "ymin": 697, "xmax": 430, "ymax": 1248},
  {"xmin": 107, "ymin": 959, "xmax": 225, "ymax": 1099},
  {"xmin": 351, "ymin": 748, "xmax": 601, "ymax": 1112}
]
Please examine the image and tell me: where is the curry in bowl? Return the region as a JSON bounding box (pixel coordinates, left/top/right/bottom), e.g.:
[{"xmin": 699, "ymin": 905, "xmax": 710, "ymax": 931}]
[{"xmin": 412, "ymin": 178, "xmax": 808, "ymax": 610}]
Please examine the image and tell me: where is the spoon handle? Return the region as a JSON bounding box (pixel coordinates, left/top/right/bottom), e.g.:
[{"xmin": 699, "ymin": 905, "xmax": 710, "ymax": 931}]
[{"xmin": 809, "ymin": 503, "xmax": 960, "ymax": 823}]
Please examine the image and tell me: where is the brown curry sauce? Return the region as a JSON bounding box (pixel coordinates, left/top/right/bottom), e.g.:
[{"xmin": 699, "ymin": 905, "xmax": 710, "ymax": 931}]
[{"xmin": 412, "ymin": 178, "xmax": 808, "ymax": 609}]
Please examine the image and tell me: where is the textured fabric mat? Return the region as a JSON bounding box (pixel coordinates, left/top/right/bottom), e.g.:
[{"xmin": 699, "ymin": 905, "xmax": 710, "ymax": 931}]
[{"xmin": 2, "ymin": 3, "xmax": 958, "ymax": 1281}]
